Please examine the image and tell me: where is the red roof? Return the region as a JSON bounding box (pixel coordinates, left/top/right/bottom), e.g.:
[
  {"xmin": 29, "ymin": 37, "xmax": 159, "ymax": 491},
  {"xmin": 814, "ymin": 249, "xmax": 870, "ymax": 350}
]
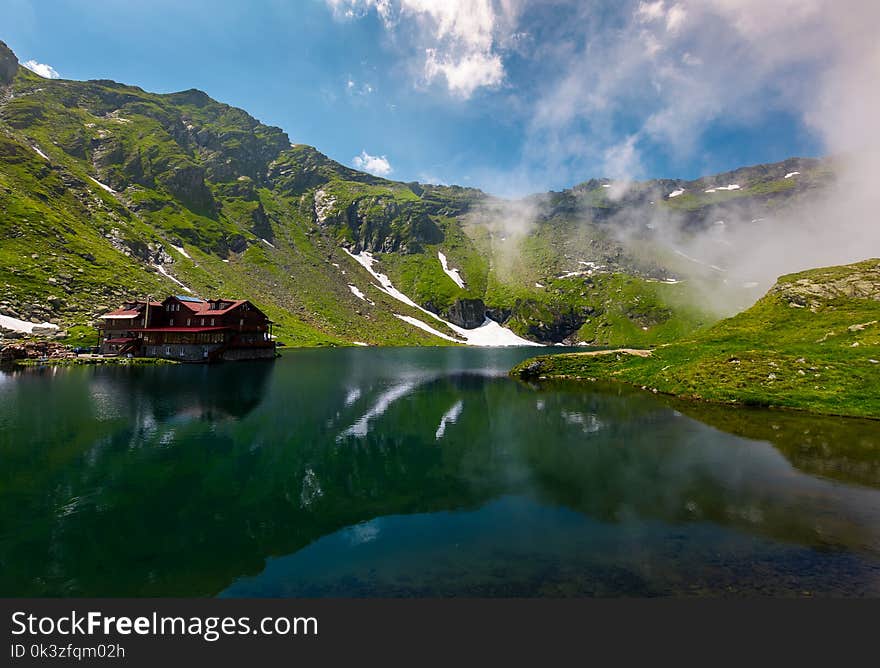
[
  {"xmin": 161, "ymin": 297, "xmax": 249, "ymax": 315},
  {"xmin": 189, "ymin": 300, "xmax": 247, "ymax": 315},
  {"xmin": 101, "ymin": 297, "xmax": 267, "ymax": 322},
  {"xmin": 130, "ymin": 326, "xmax": 231, "ymax": 333},
  {"xmin": 103, "ymin": 309, "xmax": 141, "ymax": 317},
  {"xmin": 102, "ymin": 301, "xmax": 161, "ymax": 317}
]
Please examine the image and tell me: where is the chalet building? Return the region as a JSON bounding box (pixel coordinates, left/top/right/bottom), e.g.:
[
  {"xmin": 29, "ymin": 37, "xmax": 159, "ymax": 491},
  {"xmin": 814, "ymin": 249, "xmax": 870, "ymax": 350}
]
[{"xmin": 99, "ymin": 295, "xmax": 276, "ymax": 362}]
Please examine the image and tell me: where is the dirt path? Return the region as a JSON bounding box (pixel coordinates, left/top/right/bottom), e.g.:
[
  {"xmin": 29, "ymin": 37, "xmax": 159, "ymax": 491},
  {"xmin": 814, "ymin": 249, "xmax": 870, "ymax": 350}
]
[{"xmin": 572, "ymin": 348, "xmax": 652, "ymax": 358}]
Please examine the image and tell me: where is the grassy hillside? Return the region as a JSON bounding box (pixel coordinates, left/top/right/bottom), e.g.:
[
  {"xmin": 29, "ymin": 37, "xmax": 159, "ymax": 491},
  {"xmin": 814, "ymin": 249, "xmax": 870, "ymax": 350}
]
[
  {"xmin": 0, "ymin": 46, "xmax": 468, "ymax": 347},
  {"xmin": 512, "ymin": 259, "xmax": 880, "ymax": 418},
  {"xmin": 0, "ymin": 40, "xmax": 835, "ymax": 348}
]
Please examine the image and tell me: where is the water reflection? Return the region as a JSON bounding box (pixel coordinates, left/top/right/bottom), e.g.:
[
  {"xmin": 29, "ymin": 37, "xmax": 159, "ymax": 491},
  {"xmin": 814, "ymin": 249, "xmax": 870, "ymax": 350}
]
[
  {"xmin": 667, "ymin": 400, "xmax": 880, "ymax": 489},
  {"xmin": 435, "ymin": 399, "xmax": 464, "ymax": 440},
  {"xmin": 1, "ymin": 349, "xmax": 878, "ymax": 597}
]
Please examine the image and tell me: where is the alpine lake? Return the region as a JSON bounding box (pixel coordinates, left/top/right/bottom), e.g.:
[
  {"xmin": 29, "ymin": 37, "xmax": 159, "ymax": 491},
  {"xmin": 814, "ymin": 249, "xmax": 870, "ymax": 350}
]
[{"xmin": 1, "ymin": 347, "xmax": 879, "ymax": 597}]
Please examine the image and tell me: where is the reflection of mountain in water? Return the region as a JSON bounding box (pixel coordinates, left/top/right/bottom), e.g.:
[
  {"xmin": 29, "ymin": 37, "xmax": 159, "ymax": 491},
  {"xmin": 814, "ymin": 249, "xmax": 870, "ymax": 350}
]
[
  {"xmin": 667, "ymin": 400, "xmax": 880, "ymax": 489},
  {"xmin": 1, "ymin": 350, "xmax": 879, "ymax": 597}
]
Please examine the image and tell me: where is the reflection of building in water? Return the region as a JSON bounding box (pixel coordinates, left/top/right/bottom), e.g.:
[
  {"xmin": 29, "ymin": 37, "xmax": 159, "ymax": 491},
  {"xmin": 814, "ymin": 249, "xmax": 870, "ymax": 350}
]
[
  {"xmin": 95, "ymin": 360, "xmax": 276, "ymax": 422},
  {"xmin": 98, "ymin": 295, "xmax": 276, "ymax": 362}
]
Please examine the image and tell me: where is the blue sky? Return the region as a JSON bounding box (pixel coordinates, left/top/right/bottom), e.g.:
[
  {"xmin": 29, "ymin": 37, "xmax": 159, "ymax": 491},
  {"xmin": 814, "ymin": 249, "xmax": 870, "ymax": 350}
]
[{"xmin": 4, "ymin": 0, "xmax": 825, "ymax": 195}]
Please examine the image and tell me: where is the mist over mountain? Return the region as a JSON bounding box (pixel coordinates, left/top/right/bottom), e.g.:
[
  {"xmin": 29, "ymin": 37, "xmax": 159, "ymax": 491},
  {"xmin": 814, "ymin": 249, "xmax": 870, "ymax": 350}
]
[{"xmin": 0, "ymin": 40, "xmax": 853, "ymax": 347}]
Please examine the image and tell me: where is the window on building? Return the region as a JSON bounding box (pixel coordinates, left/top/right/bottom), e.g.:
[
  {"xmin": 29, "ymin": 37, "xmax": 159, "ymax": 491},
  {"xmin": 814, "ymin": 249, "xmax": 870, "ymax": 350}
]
[
  {"xmin": 210, "ymin": 318, "xmax": 215, "ymax": 326},
  {"xmin": 186, "ymin": 318, "xmax": 191, "ymax": 326}
]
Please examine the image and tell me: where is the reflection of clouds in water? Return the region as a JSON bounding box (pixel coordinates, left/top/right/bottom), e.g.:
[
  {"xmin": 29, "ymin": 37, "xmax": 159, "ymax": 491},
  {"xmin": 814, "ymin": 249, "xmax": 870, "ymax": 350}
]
[
  {"xmin": 337, "ymin": 380, "xmax": 421, "ymax": 441},
  {"xmin": 346, "ymin": 520, "xmax": 380, "ymax": 545},
  {"xmin": 561, "ymin": 411, "xmax": 603, "ymax": 434},
  {"xmin": 536, "ymin": 399, "xmax": 545, "ymax": 411},
  {"xmin": 300, "ymin": 468, "xmax": 324, "ymax": 508},
  {"xmin": 435, "ymin": 400, "xmax": 464, "ymax": 440},
  {"xmin": 344, "ymin": 387, "xmax": 361, "ymax": 407}
]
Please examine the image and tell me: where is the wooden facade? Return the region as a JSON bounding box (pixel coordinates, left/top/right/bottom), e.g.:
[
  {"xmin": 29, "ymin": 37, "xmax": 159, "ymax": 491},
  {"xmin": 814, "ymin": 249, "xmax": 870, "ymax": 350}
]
[{"xmin": 98, "ymin": 295, "xmax": 276, "ymax": 362}]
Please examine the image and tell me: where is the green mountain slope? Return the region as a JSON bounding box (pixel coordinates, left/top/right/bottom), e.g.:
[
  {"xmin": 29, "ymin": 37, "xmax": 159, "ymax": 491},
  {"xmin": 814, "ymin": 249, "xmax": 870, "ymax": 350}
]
[
  {"xmin": 0, "ymin": 41, "xmax": 833, "ymax": 348},
  {"xmin": 513, "ymin": 259, "xmax": 880, "ymax": 418}
]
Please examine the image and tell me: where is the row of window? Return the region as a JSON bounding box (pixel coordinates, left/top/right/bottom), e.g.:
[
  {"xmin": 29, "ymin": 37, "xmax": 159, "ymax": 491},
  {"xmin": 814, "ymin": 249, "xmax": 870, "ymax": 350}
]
[
  {"xmin": 143, "ymin": 333, "xmax": 227, "ymax": 344},
  {"xmin": 165, "ymin": 318, "xmax": 249, "ymax": 327},
  {"xmin": 165, "ymin": 301, "xmax": 254, "ymax": 312}
]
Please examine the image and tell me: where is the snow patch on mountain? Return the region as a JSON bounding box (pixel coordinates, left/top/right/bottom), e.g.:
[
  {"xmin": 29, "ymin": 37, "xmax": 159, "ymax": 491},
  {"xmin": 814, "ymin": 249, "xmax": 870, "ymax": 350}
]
[
  {"xmin": 438, "ymin": 251, "xmax": 466, "ymax": 288},
  {"xmin": 348, "ymin": 284, "xmax": 374, "ymax": 304},
  {"xmin": 394, "ymin": 314, "xmax": 459, "ymax": 342},
  {"xmin": 89, "ymin": 177, "xmax": 116, "ymax": 194},
  {"xmin": 170, "ymin": 244, "xmax": 191, "ymax": 259},
  {"xmin": 705, "ymin": 184, "xmax": 740, "ymax": 193},
  {"xmin": 0, "ymin": 314, "xmax": 59, "ymax": 334},
  {"xmin": 153, "ymin": 264, "xmax": 194, "ymax": 293},
  {"xmin": 346, "ymin": 249, "xmax": 540, "ymax": 346}
]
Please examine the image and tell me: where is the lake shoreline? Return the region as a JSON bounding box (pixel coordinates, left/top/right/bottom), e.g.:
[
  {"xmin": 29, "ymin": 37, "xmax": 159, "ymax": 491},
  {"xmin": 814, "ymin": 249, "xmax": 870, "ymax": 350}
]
[
  {"xmin": 514, "ymin": 366, "xmax": 880, "ymax": 422},
  {"xmin": 511, "ymin": 350, "xmax": 880, "ymax": 421}
]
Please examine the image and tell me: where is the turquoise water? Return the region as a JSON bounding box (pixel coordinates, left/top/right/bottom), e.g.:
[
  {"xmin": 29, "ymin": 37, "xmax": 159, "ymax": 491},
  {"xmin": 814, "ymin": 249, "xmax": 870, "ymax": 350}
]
[{"xmin": 1, "ymin": 348, "xmax": 879, "ymax": 597}]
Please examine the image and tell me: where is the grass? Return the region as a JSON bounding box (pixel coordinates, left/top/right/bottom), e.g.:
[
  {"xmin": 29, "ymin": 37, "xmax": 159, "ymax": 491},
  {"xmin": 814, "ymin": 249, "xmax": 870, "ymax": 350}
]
[
  {"xmin": 14, "ymin": 357, "xmax": 179, "ymax": 366},
  {"xmin": 0, "ymin": 51, "xmax": 825, "ymax": 351},
  {"xmin": 512, "ymin": 259, "xmax": 880, "ymax": 418},
  {"xmin": 0, "ymin": 66, "xmax": 480, "ymax": 348}
]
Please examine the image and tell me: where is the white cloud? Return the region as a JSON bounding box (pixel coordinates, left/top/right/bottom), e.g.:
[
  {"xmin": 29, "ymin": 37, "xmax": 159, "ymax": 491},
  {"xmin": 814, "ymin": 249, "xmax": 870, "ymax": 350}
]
[
  {"xmin": 523, "ymin": 0, "xmax": 850, "ymax": 184},
  {"xmin": 22, "ymin": 59, "xmax": 60, "ymax": 79},
  {"xmin": 664, "ymin": 4, "xmax": 687, "ymax": 33},
  {"xmin": 346, "ymin": 77, "xmax": 375, "ymax": 95},
  {"xmin": 326, "ymin": 0, "xmax": 523, "ymax": 98},
  {"xmin": 636, "ymin": 1, "xmax": 686, "ymax": 32},
  {"xmin": 353, "ymin": 150, "xmax": 393, "ymax": 176},
  {"xmin": 517, "ymin": 0, "xmax": 880, "ymax": 312},
  {"xmin": 636, "ymin": 1, "xmax": 666, "ymax": 22},
  {"xmin": 424, "ymin": 48, "xmax": 503, "ymax": 97}
]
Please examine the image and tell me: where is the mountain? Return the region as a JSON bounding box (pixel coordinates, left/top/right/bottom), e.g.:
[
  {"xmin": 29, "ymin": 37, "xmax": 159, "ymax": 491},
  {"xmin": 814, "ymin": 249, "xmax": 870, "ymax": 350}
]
[
  {"xmin": 0, "ymin": 41, "xmax": 833, "ymax": 348},
  {"xmin": 513, "ymin": 259, "xmax": 880, "ymax": 418}
]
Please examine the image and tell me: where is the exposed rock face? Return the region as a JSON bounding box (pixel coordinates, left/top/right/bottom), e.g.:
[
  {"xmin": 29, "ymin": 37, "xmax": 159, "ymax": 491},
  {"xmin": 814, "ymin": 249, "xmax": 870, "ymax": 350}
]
[
  {"xmin": 157, "ymin": 164, "xmax": 216, "ymax": 216},
  {"xmin": 313, "ymin": 189, "xmax": 337, "ymax": 224},
  {"xmin": 486, "ymin": 306, "xmax": 512, "ymax": 324},
  {"xmin": 316, "ymin": 194, "xmax": 443, "ymax": 254},
  {"xmin": 771, "ymin": 260, "xmax": 880, "ymax": 310},
  {"xmin": 507, "ymin": 302, "xmax": 594, "ymax": 344},
  {"xmin": 446, "ymin": 298, "xmax": 487, "ymax": 329},
  {"xmin": 249, "ymin": 201, "xmax": 272, "ymax": 239},
  {"xmin": 0, "ymin": 41, "xmax": 18, "ymax": 86},
  {"xmin": 225, "ymin": 234, "xmax": 248, "ymax": 253}
]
